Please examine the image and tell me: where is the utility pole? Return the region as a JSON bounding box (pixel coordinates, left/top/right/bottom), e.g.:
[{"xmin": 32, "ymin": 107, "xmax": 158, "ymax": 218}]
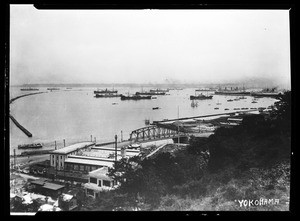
[
  {"xmin": 63, "ymin": 139, "xmax": 65, "ymax": 147},
  {"xmin": 115, "ymin": 135, "xmax": 118, "ymax": 163},
  {"xmin": 55, "ymin": 140, "xmax": 57, "ymax": 150},
  {"xmin": 13, "ymin": 149, "xmax": 16, "ymax": 171},
  {"xmin": 177, "ymin": 106, "xmax": 180, "ymax": 146},
  {"xmin": 90, "ymin": 135, "xmax": 92, "ymax": 142},
  {"xmin": 121, "ymin": 130, "xmax": 123, "ymax": 142}
]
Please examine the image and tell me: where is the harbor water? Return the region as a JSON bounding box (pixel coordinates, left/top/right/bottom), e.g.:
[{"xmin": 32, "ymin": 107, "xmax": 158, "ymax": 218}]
[{"xmin": 9, "ymin": 86, "xmax": 278, "ymax": 155}]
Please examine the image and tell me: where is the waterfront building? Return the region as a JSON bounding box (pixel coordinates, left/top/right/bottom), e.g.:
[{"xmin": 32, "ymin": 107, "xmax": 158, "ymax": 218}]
[
  {"xmin": 64, "ymin": 155, "xmax": 117, "ymax": 173},
  {"xmin": 83, "ymin": 167, "xmax": 118, "ymax": 198},
  {"xmin": 49, "ymin": 142, "xmax": 95, "ymax": 171}
]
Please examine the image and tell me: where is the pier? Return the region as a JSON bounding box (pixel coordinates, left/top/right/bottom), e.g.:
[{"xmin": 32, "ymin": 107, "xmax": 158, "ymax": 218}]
[{"xmin": 9, "ymin": 114, "xmax": 32, "ymax": 137}]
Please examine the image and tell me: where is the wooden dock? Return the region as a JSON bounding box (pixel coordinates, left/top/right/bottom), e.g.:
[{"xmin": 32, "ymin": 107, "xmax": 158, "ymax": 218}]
[{"xmin": 9, "ymin": 114, "xmax": 32, "ymax": 137}]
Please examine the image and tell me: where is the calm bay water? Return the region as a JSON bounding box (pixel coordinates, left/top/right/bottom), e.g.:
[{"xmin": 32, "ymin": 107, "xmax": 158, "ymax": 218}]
[{"xmin": 9, "ymin": 86, "xmax": 278, "ymax": 155}]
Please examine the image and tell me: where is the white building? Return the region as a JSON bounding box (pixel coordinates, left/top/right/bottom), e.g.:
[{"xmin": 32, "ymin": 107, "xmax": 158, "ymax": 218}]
[
  {"xmin": 83, "ymin": 167, "xmax": 119, "ymax": 198},
  {"xmin": 49, "ymin": 142, "xmax": 95, "ymax": 170}
]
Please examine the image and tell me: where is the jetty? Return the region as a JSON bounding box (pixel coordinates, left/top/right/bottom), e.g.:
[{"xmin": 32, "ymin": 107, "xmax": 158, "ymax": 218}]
[{"xmin": 9, "ymin": 114, "xmax": 32, "ymax": 137}]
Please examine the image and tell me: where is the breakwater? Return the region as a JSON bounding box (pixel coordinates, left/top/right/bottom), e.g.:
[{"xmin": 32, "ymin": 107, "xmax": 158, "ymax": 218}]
[
  {"xmin": 9, "ymin": 91, "xmax": 45, "ymax": 104},
  {"xmin": 9, "ymin": 114, "xmax": 32, "ymax": 137},
  {"xmin": 9, "ymin": 91, "xmax": 46, "ymax": 137}
]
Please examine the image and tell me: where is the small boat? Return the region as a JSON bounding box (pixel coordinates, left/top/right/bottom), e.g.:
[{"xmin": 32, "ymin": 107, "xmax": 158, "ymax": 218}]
[
  {"xmin": 152, "ymin": 107, "xmax": 160, "ymax": 110},
  {"xmin": 251, "ymin": 101, "xmax": 258, "ymax": 103},
  {"xmin": 224, "ymin": 108, "xmax": 229, "ymax": 110},
  {"xmin": 214, "ymin": 107, "xmax": 219, "ymax": 110},
  {"xmin": 151, "ymin": 96, "xmax": 158, "ymax": 99},
  {"xmin": 112, "ymin": 103, "xmax": 118, "ymax": 105},
  {"xmin": 227, "ymin": 99, "xmax": 233, "ymax": 102},
  {"xmin": 233, "ymin": 108, "xmax": 240, "ymax": 110},
  {"xmin": 18, "ymin": 143, "xmax": 43, "ymax": 149}
]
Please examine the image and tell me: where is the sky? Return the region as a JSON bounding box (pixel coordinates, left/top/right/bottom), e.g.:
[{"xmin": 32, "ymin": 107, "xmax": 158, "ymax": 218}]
[{"xmin": 10, "ymin": 5, "xmax": 291, "ymax": 88}]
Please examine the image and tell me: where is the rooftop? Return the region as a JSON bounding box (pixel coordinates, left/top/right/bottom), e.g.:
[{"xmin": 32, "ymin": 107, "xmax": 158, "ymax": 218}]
[
  {"xmin": 62, "ymin": 193, "xmax": 74, "ymax": 202},
  {"xmin": 64, "ymin": 158, "xmax": 115, "ymax": 168},
  {"xmin": 30, "ymin": 178, "xmax": 65, "ymax": 191},
  {"xmin": 51, "ymin": 142, "xmax": 95, "ymax": 155},
  {"xmin": 89, "ymin": 167, "xmax": 111, "ymax": 180},
  {"xmin": 43, "ymin": 183, "xmax": 65, "ymax": 191},
  {"xmin": 68, "ymin": 155, "xmax": 122, "ymax": 162}
]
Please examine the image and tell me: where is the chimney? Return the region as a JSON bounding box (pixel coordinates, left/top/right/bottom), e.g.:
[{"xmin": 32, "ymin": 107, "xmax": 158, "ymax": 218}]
[{"xmin": 121, "ymin": 147, "xmax": 126, "ymax": 158}]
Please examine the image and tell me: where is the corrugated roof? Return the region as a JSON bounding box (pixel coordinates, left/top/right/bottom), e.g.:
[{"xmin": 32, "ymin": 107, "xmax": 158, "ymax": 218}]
[
  {"xmin": 51, "ymin": 142, "xmax": 95, "ymax": 155},
  {"xmin": 64, "ymin": 158, "xmax": 115, "ymax": 168}
]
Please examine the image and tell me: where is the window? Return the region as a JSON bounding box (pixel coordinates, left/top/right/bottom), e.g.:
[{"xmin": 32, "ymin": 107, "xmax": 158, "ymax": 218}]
[
  {"xmin": 86, "ymin": 189, "xmax": 94, "ymax": 196},
  {"xmin": 98, "ymin": 180, "xmax": 102, "ymax": 187},
  {"xmin": 103, "ymin": 180, "xmax": 111, "ymax": 187},
  {"xmin": 90, "ymin": 177, "xmax": 97, "ymax": 184},
  {"xmin": 74, "ymin": 165, "xmax": 79, "ymax": 170},
  {"xmin": 80, "ymin": 165, "xmax": 84, "ymax": 171}
]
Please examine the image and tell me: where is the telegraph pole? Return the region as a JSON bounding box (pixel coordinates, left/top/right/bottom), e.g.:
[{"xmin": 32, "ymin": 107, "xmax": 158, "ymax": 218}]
[
  {"xmin": 115, "ymin": 135, "xmax": 118, "ymax": 163},
  {"xmin": 13, "ymin": 149, "xmax": 16, "ymax": 171},
  {"xmin": 177, "ymin": 106, "xmax": 180, "ymax": 146}
]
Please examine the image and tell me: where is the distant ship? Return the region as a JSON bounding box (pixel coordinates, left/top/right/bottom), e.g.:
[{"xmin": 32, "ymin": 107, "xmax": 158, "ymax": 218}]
[
  {"xmin": 190, "ymin": 94, "xmax": 213, "ymax": 100},
  {"xmin": 20, "ymin": 87, "xmax": 39, "ymax": 91},
  {"xmin": 47, "ymin": 88, "xmax": 60, "ymax": 90},
  {"xmin": 136, "ymin": 90, "xmax": 166, "ymax": 96},
  {"xmin": 215, "ymin": 86, "xmax": 250, "ymax": 96},
  {"xmin": 94, "ymin": 88, "xmax": 118, "ymax": 94},
  {"xmin": 250, "ymin": 88, "xmax": 282, "ymax": 98},
  {"xmin": 18, "ymin": 143, "xmax": 43, "ymax": 149},
  {"xmin": 120, "ymin": 94, "xmax": 152, "ymax": 100},
  {"xmin": 195, "ymin": 88, "xmax": 215, "ymax": 92},
  {"xmin": 95, "ymin": 93, "xmax": 121, "ymax": 98},
  {"xmin": 150, "ymin": 88, "xmax": 169, "ymax": 93}
]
